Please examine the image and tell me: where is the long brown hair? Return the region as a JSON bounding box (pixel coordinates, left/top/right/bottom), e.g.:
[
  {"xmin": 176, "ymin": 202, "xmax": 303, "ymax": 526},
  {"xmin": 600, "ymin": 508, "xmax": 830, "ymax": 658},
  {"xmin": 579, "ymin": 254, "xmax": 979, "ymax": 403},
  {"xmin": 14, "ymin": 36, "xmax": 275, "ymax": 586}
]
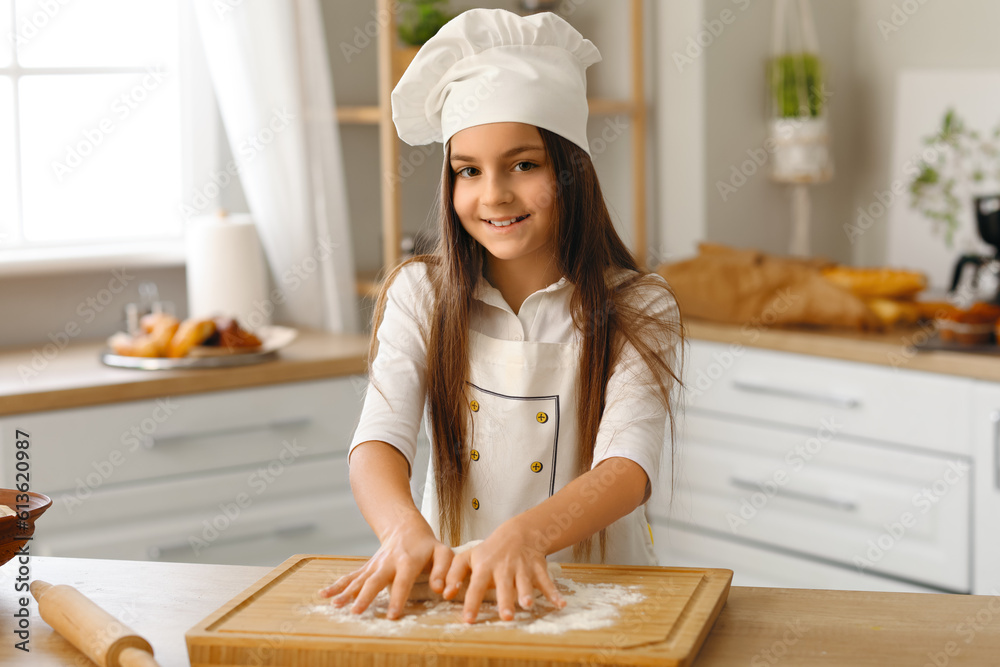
[{"xmin": 370, "ymin": 127, "xmax": 683, "ymax": 561}]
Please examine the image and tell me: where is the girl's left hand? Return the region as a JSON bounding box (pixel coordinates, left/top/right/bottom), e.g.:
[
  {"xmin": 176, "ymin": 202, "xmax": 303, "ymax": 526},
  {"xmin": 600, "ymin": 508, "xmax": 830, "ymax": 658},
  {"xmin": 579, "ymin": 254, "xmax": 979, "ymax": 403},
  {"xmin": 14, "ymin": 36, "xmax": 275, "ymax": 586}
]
[{"xmin": 444, "ymin": 521, "xmax": 565, "ymax": 623}]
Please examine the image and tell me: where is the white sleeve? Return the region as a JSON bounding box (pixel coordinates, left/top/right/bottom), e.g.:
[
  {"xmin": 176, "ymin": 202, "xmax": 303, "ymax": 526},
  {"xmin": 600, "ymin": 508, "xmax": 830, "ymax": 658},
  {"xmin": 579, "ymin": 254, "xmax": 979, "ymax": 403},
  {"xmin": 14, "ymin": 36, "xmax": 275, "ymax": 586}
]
[
  {"xmin": 349, "ymin": 263, "xmax": 432, "ymax": 476},
  {"xmin": 591, "ymin": 278, "xmax": 680, "ymax": 500}
]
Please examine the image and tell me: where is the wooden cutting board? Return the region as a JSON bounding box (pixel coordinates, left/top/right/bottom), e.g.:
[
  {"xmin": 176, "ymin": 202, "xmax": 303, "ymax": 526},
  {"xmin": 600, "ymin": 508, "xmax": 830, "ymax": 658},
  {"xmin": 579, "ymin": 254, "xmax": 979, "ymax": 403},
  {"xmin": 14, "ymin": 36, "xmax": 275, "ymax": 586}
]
[{"xmin": 186, "ymin": 555, "xmax": 732, "ymax": 667}]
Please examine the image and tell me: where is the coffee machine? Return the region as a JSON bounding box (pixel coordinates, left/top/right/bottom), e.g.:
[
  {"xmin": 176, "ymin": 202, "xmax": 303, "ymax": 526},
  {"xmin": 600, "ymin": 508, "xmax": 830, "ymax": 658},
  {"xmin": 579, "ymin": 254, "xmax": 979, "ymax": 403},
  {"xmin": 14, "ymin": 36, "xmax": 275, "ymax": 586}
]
[{"xmin": 949, "ymin": 195, "xmax": 1000, "ymax": 304}]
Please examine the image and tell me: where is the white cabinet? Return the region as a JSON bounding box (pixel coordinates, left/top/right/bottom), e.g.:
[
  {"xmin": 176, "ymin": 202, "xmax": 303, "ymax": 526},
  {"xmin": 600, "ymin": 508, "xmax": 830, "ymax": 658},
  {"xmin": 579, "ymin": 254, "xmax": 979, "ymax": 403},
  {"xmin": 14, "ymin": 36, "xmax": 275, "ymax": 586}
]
[
  {"xmin": 972, "ymin": 383, "xmax": 1000, "ymax": 595},
  {"xmin": 0, "ymin": 378, "xmax": 380, "ymax": 567},
  {"xmin": 654, "ymin": 340, "xmax": 980, "ymax": 593}
]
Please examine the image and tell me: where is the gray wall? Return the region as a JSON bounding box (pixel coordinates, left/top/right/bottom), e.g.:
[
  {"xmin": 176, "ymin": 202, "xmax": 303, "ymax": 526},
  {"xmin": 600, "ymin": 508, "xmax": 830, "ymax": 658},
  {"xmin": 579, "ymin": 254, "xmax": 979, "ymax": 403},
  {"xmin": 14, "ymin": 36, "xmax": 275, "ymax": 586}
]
[
  {"xmin": 850, "ymin": 0, "xmax": 1000, "ymax": 266},
  {"xmin": 0, "ymin": 266, "xmax": 188, "ymax": 350},
  {"xmin": 4, "ymin": 1, "xmax": 996, "ymax": 349},
  {"xmin": 696, "ymin": 0, "xmax": 999, "ymax": 265},
  {"xmin": 702, "ymin": 0, "xmax": 859, "ymax": 262}
]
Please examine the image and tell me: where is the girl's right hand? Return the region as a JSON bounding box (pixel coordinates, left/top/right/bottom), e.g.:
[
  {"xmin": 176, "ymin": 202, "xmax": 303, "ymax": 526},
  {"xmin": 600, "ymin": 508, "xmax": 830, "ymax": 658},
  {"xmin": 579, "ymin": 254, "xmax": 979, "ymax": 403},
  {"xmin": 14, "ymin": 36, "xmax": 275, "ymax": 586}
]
[{"xmin": 317, "ymin": 511, "xmax": 454, "ymax": 620}]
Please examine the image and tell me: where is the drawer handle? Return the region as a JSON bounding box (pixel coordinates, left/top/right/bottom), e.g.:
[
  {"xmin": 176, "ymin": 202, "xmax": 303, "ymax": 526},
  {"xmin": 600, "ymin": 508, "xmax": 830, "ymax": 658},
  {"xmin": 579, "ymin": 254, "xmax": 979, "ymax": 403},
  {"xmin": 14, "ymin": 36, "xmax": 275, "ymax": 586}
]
[
  {"xmin": 991, "ymin": 411, "xmax": 1000, "ymax": 491},
  {"xmin": 729, "ymin": 476, "xmax": 858, "ymax": 512},
  {"xmin": 147, "ymin": 521, "xmax": 319, "ymax": 560},
  {"xmin": 731, "ymin": 378, "xmax": 862, "ymax": 409},
  {"xmin": 144, "ymin": 416, "xmax": 312, "ymax": 449}
]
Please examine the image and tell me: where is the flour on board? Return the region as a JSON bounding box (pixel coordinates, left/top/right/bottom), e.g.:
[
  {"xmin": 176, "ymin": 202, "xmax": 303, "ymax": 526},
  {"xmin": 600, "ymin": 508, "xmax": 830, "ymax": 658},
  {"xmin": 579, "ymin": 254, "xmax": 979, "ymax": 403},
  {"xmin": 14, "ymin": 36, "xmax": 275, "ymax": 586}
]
[{"xmin": 304, "ymin": 577, "xmax": 644, "ymax": 635}]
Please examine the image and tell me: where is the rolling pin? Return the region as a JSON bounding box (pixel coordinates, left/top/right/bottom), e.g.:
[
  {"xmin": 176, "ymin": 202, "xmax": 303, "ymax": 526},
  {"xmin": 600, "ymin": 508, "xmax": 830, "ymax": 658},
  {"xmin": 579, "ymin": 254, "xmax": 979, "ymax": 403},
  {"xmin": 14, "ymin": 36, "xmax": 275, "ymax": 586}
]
[{"xmin": 30, "ymin": 580, "xmax": 161, "ymax": 667}]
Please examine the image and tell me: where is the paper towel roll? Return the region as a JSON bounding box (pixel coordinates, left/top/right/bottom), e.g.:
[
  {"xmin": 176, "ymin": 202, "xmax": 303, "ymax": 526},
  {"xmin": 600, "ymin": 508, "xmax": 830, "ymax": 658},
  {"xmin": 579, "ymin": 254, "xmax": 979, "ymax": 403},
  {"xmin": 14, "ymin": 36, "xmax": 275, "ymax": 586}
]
[{"xmin": 186, "ymin": 213, "xmax": 271, "ymax": 328}]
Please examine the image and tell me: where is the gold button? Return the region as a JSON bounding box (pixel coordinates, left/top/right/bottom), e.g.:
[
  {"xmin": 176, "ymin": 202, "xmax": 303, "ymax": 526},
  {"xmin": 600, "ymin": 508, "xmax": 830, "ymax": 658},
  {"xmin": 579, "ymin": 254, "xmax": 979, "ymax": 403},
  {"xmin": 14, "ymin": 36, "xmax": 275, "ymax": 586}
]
[
  {"xmin": 536, "ymin": 412, "xmax": 548, "ymax": 423},
  {"xmin": 470, "ymin": 400, "xmax": 479, "ymax": 412},
  {"xmin": 471, "ymin": 498, "xmax": 480, "ymax": 510},
  {"xmin": 530, "ymin": 461, "xmax": 543, "ymax": 473},
  {"xmin": 470, "ymin": 449, "xmax": 480, "ymax": 461}
]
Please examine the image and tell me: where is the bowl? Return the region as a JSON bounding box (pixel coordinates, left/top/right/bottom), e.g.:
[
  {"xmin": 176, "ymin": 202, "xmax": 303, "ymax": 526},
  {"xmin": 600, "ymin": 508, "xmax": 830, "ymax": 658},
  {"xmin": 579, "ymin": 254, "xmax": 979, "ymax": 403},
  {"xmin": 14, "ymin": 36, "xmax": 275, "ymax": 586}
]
[{"xmin": 0, "ymin": 490, "xmax": 52, "ymax": 566}]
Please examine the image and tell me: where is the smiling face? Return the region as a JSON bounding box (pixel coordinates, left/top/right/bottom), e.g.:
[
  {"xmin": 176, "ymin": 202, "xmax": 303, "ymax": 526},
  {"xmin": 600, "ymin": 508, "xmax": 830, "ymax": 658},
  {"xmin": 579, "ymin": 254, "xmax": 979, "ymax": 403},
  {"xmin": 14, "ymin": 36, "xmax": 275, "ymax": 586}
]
[{"xmin": 448, "ymin": 122, "xmax": 560, "ymax": 282}]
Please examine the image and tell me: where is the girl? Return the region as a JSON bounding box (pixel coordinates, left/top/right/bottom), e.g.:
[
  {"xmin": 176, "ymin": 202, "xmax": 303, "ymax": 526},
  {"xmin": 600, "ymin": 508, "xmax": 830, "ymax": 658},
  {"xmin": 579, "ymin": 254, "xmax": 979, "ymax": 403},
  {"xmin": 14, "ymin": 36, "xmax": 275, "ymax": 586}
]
[{"xmin": 319, "ymin": 7, "xmax": 682, "ymax": 624}]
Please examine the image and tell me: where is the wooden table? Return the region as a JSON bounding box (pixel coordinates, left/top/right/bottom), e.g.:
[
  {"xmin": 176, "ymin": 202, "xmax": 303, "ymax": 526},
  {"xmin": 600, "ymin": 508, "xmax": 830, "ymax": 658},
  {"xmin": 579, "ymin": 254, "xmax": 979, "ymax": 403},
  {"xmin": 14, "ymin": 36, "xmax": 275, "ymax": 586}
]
[{"xmin": 2, "ymin": 557, "xmax": 998, "ymax": 666}]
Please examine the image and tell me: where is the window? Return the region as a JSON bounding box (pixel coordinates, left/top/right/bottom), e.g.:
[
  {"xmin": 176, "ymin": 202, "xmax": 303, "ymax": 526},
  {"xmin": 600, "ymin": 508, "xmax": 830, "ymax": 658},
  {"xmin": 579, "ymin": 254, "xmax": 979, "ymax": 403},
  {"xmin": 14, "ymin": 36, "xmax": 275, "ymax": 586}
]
[{"xmin": 1, "ymin": 0, "xmax": 194, "ymax": 263}]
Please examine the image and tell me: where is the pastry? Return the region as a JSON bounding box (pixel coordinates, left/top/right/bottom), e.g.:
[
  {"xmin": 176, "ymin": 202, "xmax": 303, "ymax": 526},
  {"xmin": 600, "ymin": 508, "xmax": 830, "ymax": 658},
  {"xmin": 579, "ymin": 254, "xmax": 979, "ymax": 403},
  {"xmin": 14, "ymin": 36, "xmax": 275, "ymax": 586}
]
[
  {"xmin": 167, "ymin": 319, "xmax": 217, "ymax": 358},
  {"xmin": 109, "ymin": 332, "xmax": 160, "ymax": 357},
  {"xmin": 211, "ymin": 317, "xmax": 262, "ymax": 350},
  {"xmin": 864, "ymin": 298, "xmax": 921, "ymax": 328},
  {"xmin": 139, "ymin": 312, "xmax": 175, "ymax": 334},
  {"xmin": 821, "ymin": 266, "xmax": 927, "ymax": 299},
  {"xmin": 915, "ymin": 301, "xmax": 958, "ymax": 321},
  {"xmin": 937, "ymin": 302, "xmax": 1000, "ymax": 345},
  {"xmin": 109, "ymin": 315, "xmax": 179, "ymax": 357}
]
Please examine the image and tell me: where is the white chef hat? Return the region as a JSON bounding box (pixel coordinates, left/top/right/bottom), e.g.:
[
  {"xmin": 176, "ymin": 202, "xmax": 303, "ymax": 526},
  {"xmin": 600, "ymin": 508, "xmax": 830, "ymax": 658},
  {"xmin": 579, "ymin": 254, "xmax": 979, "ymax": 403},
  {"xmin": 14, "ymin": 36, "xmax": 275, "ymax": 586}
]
[{"xmin": 391, "ymin": 8, "xmax": 602, "ymax": 156}]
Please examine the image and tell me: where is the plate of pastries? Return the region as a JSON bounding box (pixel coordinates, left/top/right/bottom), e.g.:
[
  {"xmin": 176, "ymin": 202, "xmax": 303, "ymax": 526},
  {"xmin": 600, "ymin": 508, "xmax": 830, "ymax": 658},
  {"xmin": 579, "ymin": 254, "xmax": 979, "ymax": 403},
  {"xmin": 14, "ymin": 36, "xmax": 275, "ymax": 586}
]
[{"xmin": 102, "ymin": 313, "xmax": 297, "ymax": 370}]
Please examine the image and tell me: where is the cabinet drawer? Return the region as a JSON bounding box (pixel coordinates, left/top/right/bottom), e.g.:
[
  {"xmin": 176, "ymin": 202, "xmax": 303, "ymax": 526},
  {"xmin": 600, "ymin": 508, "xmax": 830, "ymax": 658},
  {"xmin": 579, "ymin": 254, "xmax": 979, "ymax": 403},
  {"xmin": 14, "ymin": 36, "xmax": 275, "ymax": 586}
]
[
  {"xmin": 0, "ymin": 378, "xmax": 363, "ymax": 494},
  {"xmin": 35, "ymin": 457, "xmax": 379, "ymax": 565},
  {"xmin": 41, "ymin": 451, "xmax": 349, "ymax": 532},
  {"xmin": 663, "ymin": 414, "xmax": 972, "ymax": 592},
  {"xmin": 652, "ymin": 523, "xmax": 940, "ymax": 593},
  {"xmin": 685, "ymin": 341, "xmax": 973, "ymax": 454}
]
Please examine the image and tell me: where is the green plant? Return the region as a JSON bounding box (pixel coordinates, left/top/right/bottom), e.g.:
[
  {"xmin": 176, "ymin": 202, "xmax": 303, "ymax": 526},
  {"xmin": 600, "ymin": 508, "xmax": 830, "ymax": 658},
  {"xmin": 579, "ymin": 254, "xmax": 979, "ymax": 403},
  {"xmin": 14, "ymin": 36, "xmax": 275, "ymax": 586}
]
[
  {"xmin": 907, "ymin": 109, "xmax": 1000, "ymax": 247},
  {"xmin": 397, "ymin": 0, "xmax": 451, "ymax": 46},
  {"xmin": 768, "ymin": 53, "xmax": 824, "ymax": 118}
]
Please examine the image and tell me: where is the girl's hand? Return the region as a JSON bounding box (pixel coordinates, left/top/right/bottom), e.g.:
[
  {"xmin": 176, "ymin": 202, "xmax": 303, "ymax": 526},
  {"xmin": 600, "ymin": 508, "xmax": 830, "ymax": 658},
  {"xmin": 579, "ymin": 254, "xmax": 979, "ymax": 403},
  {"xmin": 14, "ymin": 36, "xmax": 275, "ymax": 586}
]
[
  {"xmin": 445, "ymin": 521, "xmax": 565, "ymax": 624},
  {"xmin": 318, "ymin": 511, "xmax": 454, "ymax": 620}
]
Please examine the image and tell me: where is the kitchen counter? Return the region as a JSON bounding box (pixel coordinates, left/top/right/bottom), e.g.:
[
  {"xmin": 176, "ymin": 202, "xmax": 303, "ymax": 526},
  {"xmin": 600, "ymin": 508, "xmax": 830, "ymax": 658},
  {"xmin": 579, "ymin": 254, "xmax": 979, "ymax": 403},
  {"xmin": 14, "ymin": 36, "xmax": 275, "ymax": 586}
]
[
  {"xmin": 2, "ymin": 557, "xmax": 998, "ymax": 666},
  {"xmin": 2, "ymin": 319, "xmax": 998, "ymax": 418},
  {"xmin": 687, "ymin": 318, "xmax": 1000, "ymax": 382},
  {"xmin": 0, "ymin": 329, "xmax": 368, "ymax": 416}
]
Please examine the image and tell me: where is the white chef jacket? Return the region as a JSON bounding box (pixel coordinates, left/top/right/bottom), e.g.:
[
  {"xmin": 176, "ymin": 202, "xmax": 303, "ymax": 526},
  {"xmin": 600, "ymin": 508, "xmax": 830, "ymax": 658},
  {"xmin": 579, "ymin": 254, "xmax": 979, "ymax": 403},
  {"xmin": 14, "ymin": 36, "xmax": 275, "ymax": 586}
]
[{"xmin": 349, "ymin": 261, "xmax": 678, "ymax": 561}]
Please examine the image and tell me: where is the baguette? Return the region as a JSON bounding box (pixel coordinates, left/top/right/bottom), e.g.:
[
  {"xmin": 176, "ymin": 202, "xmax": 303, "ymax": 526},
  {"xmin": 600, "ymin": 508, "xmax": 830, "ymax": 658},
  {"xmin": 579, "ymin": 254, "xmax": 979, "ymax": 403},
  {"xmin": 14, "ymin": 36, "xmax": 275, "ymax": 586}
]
[{"xmin": 822, "ymin": 266, "xmax": 927, "ymax": 299}]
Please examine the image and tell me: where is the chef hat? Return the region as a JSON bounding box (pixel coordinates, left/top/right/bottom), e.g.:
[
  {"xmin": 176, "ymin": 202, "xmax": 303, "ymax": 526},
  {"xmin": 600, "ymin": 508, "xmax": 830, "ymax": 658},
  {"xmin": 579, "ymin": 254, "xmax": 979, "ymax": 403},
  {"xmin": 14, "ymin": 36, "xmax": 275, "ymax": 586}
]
[{"xmin": 391, "ymin": 8, "xmax": 602, "ymax": 156}]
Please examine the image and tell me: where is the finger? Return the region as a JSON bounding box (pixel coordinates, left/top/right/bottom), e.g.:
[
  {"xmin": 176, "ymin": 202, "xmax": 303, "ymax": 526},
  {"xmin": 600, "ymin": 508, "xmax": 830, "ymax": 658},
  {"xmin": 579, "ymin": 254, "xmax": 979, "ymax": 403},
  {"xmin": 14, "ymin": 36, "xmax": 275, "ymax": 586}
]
[
  {"xmin": 350, "ymin": 568, "xmax": 391, "ymax": 615},
  {"xmin": 444, "ymin": 552, "xmax": 471, "ymax": 601},
  {"xmin": 428, "ymin": 544, "xmax": 454, "ymax": 595},
  {"xmin": 386, "ymin": 561, "xmax": 421, "ymax": 620},
  {"xmin": 514, "ymin": 568, "xmax": 536, "ymax": 611},
  {"xmin": 318, "ymin": 568, "xmax": 362, "ymax": 598},
  {"xmin": 534, "ymin": 562, "xmax": 565, "ymax": 610},
  {"xmin": 493, "ymin": 569, "xmax": 518, "ymax": 621},
  {"xmin": 330, "ymin": 568, "xmax": 371, "ymax": 607},
  {"xmin": 461, "ymin": 570, "xmax": 491, "ymax": 624}
]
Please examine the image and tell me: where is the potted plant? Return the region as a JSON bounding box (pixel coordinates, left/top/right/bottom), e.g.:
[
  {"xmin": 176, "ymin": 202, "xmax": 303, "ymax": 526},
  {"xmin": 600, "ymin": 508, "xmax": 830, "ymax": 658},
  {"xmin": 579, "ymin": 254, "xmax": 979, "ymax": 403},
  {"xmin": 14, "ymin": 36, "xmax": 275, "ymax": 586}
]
[
  {"xmin": 907, "ymin": 108, "xmax": 1000, "ymax": 247},
  {"xmin": 766, "ymin": 0, "xmax": 832, "ymax": 187},
  {"xmin": 397, "ymin": 0, "xmax": 452, "ymax": 47},
  {"xmin": 767, "ymin": 50, "xmax": 833, "ymax": 183}
]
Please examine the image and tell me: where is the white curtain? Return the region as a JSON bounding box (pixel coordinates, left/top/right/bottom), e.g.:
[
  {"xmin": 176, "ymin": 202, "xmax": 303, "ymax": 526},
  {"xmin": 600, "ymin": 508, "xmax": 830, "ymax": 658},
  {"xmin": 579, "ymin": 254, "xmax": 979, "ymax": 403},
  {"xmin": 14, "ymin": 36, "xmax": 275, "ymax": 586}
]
[{"xmin": 192, "ymin": 0, "xmax": 358, "ymax": 333}]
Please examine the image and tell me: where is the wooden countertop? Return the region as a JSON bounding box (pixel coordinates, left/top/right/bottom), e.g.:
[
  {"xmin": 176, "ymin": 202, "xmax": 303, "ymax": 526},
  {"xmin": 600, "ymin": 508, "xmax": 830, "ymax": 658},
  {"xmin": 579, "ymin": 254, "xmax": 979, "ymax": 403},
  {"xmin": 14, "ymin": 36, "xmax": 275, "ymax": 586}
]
[
  {"xmin": 3, "ymin": 319, "xmax": 998, "ymax": 418},
  {"xmin": 687, "ymin": 319, "xmax": 1000, "ymax": 382},
  {"xmin": 0, "ymin": 329, "xmax": 368, "ymax": 416},
  {"xmin": 3, "ymin": 557, "xmax": 998, "ymax": 666}
]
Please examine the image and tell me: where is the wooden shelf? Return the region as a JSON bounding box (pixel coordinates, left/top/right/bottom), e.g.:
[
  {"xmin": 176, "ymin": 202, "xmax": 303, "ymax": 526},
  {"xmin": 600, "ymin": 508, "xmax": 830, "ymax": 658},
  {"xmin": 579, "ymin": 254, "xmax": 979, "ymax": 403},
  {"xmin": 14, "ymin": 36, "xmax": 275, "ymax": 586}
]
[
  {"xmin": 588, "ymin": 98, "xmax": 637, "ymax": 116},
  {"xmin": 339, "ymin": 99, "xmax": 635, "ymax": 125},
  {"xmin": 336, "ymin": 106, "xmax": 381, "ymax": 124},
  {"xmin": 355, "ymin": 269, "xmax": 381, "ymax": 299}
]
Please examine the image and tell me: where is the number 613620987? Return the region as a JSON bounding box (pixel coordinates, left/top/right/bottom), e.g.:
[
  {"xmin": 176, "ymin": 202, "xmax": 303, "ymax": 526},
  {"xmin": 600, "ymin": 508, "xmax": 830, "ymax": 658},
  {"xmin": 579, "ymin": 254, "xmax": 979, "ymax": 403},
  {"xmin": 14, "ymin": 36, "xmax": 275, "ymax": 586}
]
[{"xmin": 13, "ymin": 430, "xmax": 31, "ymax": 521}]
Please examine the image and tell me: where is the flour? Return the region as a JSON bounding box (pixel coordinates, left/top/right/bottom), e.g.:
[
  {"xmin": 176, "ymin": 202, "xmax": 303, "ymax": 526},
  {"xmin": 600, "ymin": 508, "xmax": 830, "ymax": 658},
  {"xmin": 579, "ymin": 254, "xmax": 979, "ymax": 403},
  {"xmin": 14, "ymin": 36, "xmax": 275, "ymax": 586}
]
[{"xmin": 303, "ymin": 577, "xmax": 644, "ymax": 636}]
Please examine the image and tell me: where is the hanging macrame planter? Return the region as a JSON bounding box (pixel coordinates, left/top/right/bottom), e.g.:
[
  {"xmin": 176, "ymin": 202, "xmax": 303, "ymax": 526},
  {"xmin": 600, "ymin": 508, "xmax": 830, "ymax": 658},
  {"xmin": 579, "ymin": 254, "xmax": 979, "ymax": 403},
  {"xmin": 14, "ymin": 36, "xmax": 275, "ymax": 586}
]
[{"xmin": 768, "ymin": 0, "xmax": 833, "ymax": 256}]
